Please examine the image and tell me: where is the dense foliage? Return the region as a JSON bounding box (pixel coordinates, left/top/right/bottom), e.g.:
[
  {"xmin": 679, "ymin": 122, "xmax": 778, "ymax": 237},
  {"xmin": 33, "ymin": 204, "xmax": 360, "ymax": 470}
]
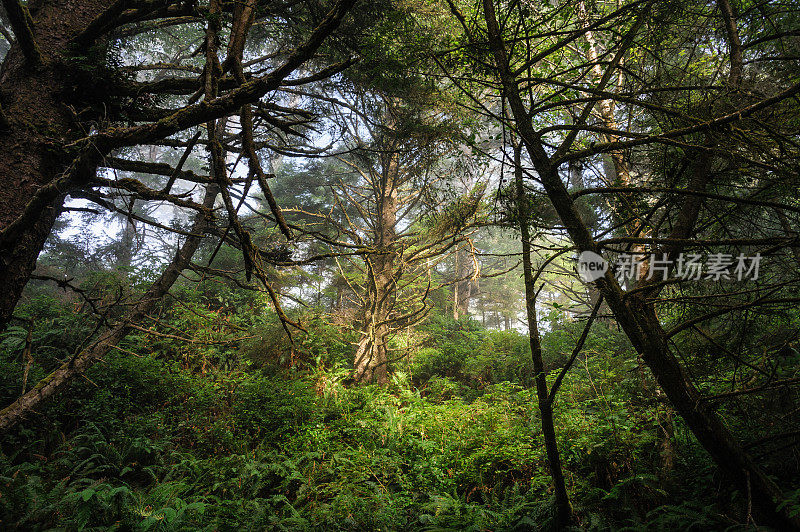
[{"xmin": 1, "ymin": 271, "xmax": 797, "ymax": 530}]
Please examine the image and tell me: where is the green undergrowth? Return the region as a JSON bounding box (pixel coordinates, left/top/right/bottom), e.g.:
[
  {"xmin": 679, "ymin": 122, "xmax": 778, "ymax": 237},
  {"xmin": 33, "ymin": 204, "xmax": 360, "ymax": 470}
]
[
  {"xmin": 0, "ymin": 350, "xmax": 755, "ymax": 530},
  {"xmin": 0, "ymin": 302, "xmax": 785, "ymax": 530}
]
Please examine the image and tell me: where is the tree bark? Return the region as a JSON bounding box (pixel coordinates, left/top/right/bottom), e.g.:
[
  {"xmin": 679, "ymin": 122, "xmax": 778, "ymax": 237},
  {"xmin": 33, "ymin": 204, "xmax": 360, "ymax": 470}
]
[
  {"xmin": 453, "ymin": 241, "xmax": 473, "ymax": 319},
  {"xmin": 353, "ymin": 143, "xmax": 399, "ymax": 386},
  {"xmin": 0, "ymin": 0, "xmax": 113, "ymax": 328}
]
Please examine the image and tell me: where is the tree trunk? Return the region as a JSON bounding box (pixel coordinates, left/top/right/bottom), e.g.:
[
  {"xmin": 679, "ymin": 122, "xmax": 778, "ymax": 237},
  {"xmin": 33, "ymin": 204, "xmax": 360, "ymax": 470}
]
[
  {"xmin": 352, "ymin": 248, "xmax": 394, "ymax": 385},
  {"xmin": 116, "ymin": 202, "xmax": 138, "ymax": 271},
  {"xmin": 0, "ymin": 0, "xmax": 113, "ymax": 328},
  {"xmin": 353, "ymin": 307, "xmax": 390, "ymax": 385},
  {"xmin": 514, "ymin": 142, "xmax": 572, "ymax": 527},
  {"xmin": 453, "ymin": 242, "xmax": 473, "ymax": 319},
  {"xmin": 353, "ymin": 145, "xmax": 399, "ymax": 385}
]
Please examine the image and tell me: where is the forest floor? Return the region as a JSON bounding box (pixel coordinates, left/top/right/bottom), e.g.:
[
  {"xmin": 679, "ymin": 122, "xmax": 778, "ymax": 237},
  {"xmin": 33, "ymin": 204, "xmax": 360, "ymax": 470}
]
[{"xmin": 3, "ymin": 308, "xmax": 788, "ymax": 531}]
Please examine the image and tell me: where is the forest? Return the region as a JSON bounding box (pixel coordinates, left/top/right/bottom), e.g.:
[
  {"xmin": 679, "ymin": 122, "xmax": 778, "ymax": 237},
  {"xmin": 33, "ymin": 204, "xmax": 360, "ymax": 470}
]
[{"xmin": 0, "ymin": 0, "xmax": 799, "ymax": 529}]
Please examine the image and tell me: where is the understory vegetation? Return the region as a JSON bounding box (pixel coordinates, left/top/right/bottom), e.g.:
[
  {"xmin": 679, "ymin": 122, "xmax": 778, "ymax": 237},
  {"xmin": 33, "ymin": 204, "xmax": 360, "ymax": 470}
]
[{"xmin": 2, "ymin": 278, "xmax": 797, "ymax": 531}]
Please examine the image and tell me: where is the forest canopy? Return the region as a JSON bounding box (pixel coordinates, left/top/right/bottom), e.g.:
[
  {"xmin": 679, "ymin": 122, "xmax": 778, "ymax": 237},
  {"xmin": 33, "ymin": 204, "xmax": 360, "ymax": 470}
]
[{"xmin": 1, "ymin": 0, "xmax": 799, "ymax": 529}]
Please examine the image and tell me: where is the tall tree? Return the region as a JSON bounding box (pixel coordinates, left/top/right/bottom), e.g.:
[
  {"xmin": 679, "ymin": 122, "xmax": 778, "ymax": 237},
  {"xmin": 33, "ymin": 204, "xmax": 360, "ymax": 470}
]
[
  {"xmin": 512, "ymin": 139, "xmax": 571, "ymax": 527},
  {"xmin": 287, "ymin": 90, "xmax": 479, "ymax": 384},
  {"xmin": 0, "ymin": 0, "xmax": 357, "ymax": 330}
]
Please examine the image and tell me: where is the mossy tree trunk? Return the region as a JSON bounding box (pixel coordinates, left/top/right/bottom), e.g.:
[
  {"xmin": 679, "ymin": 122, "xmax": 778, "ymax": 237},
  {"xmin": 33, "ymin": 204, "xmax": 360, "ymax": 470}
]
[
  {"xmin": 0, "ymin": 0, "xmax": 113, "ymax": 328},
  {"xmin": 353, "ymin": 149, "xmax": 399, "ymax": 385}
]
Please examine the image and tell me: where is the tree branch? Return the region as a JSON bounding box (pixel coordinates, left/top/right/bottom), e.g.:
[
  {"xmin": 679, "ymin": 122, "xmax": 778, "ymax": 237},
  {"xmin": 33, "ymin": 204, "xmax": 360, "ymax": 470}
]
[{"xmin": 0, "ymin": 0, "xmax": 41, "ymax": 65}]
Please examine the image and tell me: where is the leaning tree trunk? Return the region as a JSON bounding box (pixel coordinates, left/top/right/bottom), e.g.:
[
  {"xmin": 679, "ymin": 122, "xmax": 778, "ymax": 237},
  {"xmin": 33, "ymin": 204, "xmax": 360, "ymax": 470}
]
[
  {"xmin": 530, "ymin": 96, "xmax": 798, "ymax": 532},
  {"xmin": 0, "ymin": 184, "xmax": 218, "ymax": 432},
  {"xmin": 535, "ymin": 140, "xmax": 799, "ymax": 532}
]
